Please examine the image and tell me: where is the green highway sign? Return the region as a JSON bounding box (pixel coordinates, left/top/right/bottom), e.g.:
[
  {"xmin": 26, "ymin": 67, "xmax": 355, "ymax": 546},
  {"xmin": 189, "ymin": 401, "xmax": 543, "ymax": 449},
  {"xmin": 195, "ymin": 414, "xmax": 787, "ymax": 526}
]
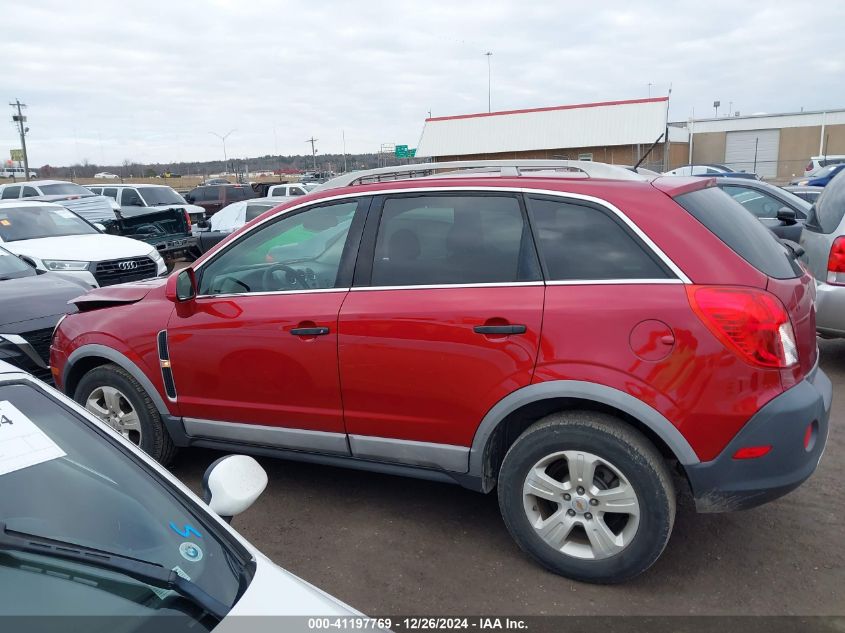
[
  {"xmin": 408, "ymin": 148, "xmax": 416, "ymax": 158},
  {"xmin": 394, "ymin": 144, "xmax": 409, "ymax": 158}
]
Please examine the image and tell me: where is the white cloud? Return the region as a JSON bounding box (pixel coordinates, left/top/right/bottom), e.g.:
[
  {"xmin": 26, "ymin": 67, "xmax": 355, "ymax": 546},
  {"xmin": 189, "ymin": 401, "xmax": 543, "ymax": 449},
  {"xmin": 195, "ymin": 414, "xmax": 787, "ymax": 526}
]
[{"xmin": 1, "ymin": 0, "xmax": 842, "ymax": 166}]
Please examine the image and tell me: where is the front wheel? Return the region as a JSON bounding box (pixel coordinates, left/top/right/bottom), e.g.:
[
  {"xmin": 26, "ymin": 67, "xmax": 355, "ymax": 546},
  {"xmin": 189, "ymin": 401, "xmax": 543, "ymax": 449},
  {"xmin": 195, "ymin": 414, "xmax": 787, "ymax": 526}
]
[
  {"xmin": 74, "ymin": 363, "xmax": 177, "ymax": 465},
  {"xmin": 497, "ymin": 411, "xmax": 675, "ymax": 583}
]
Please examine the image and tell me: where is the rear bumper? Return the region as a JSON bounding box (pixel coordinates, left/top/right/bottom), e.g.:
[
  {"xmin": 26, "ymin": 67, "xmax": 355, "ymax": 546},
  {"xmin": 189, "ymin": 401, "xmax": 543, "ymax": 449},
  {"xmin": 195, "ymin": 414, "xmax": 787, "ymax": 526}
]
[
  {"xmin": 814, "ymin": 280, "xmax": 845, "ymax": 338},
  {"xmin": 686, "ymin": 365, "xmax": 832, "ymax": 512}
]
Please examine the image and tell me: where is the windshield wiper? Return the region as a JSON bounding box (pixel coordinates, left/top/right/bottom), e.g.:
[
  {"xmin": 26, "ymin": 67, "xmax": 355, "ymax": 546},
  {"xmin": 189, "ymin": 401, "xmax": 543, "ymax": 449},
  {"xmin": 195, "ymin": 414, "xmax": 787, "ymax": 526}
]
[{"xmin": 0, "ymin": 522, "xmax": 229, "ymax": 619}]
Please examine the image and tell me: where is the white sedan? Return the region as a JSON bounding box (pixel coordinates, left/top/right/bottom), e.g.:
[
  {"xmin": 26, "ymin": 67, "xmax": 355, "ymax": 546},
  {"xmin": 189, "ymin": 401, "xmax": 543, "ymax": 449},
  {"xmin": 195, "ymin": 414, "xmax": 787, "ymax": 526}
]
[
  {"xmin": 0, "ymin": 360, "xmax": 359, "ymax": 623},
  {"xmin": 94, "ymin": 172, "xmax": 120, "ymax": 179},
  {"xmin": 0, "ymin": 200, "xmax": 166, "ymax": 287}
]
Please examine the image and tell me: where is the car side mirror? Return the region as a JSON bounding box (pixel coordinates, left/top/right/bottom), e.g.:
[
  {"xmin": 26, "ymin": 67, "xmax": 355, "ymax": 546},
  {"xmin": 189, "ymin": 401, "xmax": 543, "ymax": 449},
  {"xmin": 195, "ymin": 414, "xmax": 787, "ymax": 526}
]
[
  {"xmin": 166, "ymin": 268, "xmax": 197, "ymax": 302},
  {"xmin": 202, "ymin": 455, "xmax": 268, "ymax": 522},
  {"xmin": 780, "ymin": 239, "xmax": 805, "ymax": 258},
  {"xmin": 197, "ymin": 219, "xmax": 210, "ymax": 229},
  {"xmin": 185, "ymin": 195, "xmax": 195, "ymax": 203},
  {"xmin": 777, "ymin": 207, "xmax": 797, "ymax": 225}
]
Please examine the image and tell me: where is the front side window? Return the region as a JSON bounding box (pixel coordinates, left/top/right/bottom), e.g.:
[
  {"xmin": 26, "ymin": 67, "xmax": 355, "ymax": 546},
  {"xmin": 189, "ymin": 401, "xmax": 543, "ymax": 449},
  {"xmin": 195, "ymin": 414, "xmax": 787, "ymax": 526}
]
[
  {"xmin": 226, "ymin": 186, "xmax": 252, "ymax": 202},
  {"xmin": 138, "ymin": 187, "xmax": 185, "ymax": 206},
  {"xmin": 527, "ymin": 196, "xmax": 671, "ymax": 281},
  {"xmin": 199, "ymin": 200, "xmax": 359, "ymax": 295},
  {"xmin": 0, "ymin": 205, "xmax": 98, "ymax": 242},
  {"xmin": 22, "ymin": 186, "xmax": 38, "ymax": 197},
  {"xmin": 289, "ymin": 187, "xmax": 306, "ymax": 196},
  {"xmin": 0, "ymin": 381, "xmax": 248, "ymax": 621},
  {"xmin": 370, "ymin": 194, "xmax": 539, "ymax": 287},
  {"xmin": 103, "ymin": 187, "xmax": 118, "ymax": 199},
  {"xmin": 121, "ymin": 188, "xmax": 144, "ymax": 206}
]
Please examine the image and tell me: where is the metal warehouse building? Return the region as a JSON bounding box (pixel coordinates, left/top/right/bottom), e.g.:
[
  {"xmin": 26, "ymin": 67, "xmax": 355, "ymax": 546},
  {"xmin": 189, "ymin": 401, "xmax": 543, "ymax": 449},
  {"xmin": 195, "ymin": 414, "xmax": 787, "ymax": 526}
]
[
  {"xmin": 416, "ymin": 97, "xmax": 689, "ymax": 171},
  {"xmin": 682, "ymin": 108, "xmax": 845, "ymax": 180}
]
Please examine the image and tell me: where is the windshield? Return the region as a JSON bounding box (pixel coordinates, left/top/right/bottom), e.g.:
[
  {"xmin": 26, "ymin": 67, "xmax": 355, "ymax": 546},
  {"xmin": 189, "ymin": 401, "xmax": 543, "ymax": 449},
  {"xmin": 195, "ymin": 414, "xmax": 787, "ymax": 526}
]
[
  {"xmin": 0, "ymin": 205, "xmax": 98, "ymax": 242},
  {"xmin": 139, "ymin": 187, "xmax": 186, "ymax": 206},
  {"xmin": 0, "ymin": 247, "xmax": 34, "ymax": 279},
  {"xmin": 39, "ymin": 183, "xmax": 95, "ymax": 197},
  {"xmin": 0, "ymin": 381, "xmax": 249, "ymax": 621}
]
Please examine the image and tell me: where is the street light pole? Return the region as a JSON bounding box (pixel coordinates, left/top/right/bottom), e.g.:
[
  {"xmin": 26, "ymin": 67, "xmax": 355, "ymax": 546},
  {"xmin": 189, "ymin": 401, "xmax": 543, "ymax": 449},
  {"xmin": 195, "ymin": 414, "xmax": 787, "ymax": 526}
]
[
  {"xmin": 209, "ymin": 129, "xmax": 235, "ymax": 172},
  {"xmin": 306, "ymin": 137, "xmax": 318, "ymax": 171},
  {"xmin": 484, "ymin": 52, "xmax": 493, "ymax": 112}
]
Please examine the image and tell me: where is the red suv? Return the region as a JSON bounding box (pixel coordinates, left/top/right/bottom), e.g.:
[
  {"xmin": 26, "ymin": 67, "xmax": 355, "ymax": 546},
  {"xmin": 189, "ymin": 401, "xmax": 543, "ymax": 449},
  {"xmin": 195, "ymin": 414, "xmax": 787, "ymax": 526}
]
[{"xmin": 51, "ymin": 162, "xmax": 831, "ymax": 583}]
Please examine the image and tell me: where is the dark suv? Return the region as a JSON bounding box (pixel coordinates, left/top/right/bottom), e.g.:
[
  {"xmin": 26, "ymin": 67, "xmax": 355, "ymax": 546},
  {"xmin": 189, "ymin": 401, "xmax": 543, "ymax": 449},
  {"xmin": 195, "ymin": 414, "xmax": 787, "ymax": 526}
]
[
  {"xmin": 51, "ymin": 161, "xmax": 831, "ymax": 584},
  {"xmin": 184, "ymin": 184, "xmax": 255, "ymax": 217}
]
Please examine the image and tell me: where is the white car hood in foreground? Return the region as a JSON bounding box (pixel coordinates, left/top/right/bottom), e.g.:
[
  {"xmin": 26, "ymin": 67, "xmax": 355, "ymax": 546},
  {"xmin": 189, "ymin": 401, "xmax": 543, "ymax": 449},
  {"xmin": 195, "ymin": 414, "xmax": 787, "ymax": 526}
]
[{"xmin": 2, "ymin": 233, "xmax": 154, "ymax": 263}]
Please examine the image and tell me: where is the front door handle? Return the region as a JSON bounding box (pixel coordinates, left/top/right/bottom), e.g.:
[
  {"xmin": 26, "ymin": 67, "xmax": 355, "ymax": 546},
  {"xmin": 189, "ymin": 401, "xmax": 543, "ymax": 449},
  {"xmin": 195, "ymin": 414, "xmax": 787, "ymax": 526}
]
[
  {"xmin": 290, "ymin": 326, "xmax": 330, "ymax": 336},
  {"xmin": 473, "ymin": 324, "xmax": 527, "ymax": 335}
]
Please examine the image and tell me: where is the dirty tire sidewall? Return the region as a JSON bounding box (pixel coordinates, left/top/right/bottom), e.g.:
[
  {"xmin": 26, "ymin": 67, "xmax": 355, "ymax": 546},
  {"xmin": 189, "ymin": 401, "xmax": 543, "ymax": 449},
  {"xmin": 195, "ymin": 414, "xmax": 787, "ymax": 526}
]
[
  {"xmin": 74, "ymin": 363, "xmax": 177, "ymax": 465},
  {"xmin": 497, "ymin": 411, "xmax": 675, "ymax": 584}
]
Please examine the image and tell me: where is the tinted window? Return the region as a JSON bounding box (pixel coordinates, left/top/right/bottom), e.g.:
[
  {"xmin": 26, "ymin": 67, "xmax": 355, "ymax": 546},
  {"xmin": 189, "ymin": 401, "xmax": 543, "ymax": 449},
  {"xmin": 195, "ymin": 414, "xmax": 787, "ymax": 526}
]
[
  {"xmin": 676, "ymin": 187, "xmax": 800, "ymax": 279},
  {"xmin": 2, "ymin": 186, "xmax": 21, "ymax": 199},
  {"xmin": 191, "ymin": 187, "xmax": 215, "ymax": 202},
  {"xmin": 527, "ymin": 197, "xmax": 671, "ymax": 281},
  {"xmin": 721, "ymin": 185, "xmax": 783, "ymax": 218},
  {"xmin": 21, "ymin": 186, "xmax": 38, "ymax": 197},
  {"xmin": 290, "ymin": 187, "xmax": 306, "ymax": 196},
  {"xmin": 199, "ymin": 200, "xmax": 359, "ymax": 295},
  {"xmin": 102, "ymin": 187, "xmax": 118, "ymax": 199},
  {"xmin": 226, "ymin": 186, "xmax": 252, "ymax": 202},
  {"xmin": 0, "ymin": 246, "xmax": 35, "ymax": 278},
  {"xmin": 808, "ymin": 171, "xmax": 845, "ymax": 233},
  {"xmin": 371, "ymin": 195, "xmax": 539, "ymax": 287},
  {"xmin": 120, "ymin": 188, "xmax": 144, "ymax": 206},
  {"xmin": 245, "ymin": 203, "xmax": 275, "ymax": 222}
]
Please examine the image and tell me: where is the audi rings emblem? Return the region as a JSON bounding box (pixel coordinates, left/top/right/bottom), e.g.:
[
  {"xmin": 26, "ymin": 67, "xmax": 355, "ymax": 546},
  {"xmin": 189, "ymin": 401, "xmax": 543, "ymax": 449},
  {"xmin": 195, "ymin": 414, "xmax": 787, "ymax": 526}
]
[{"xmin": 118, "ymin": 261, "xmax": 138, "ymax": 271}]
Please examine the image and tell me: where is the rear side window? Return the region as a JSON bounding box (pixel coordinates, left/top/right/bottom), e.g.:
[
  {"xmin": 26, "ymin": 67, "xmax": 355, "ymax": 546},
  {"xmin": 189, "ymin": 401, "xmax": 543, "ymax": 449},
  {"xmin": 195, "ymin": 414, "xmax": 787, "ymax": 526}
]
[
  {"xmin": 806, "ymin": 171, "xmax": 845, "ymax": 234},
  {"xmin": 227, "ymin": 187, "xmax": 252, "ymax": 202},
  {"xmin": 2, "ymin": 186, "xmax": 21, "ymax": 199},
  {"xmin": 245, "ymin": 203, "xmax": 275, "ymax": 222},
  {"xmin": 370, "ymin": 194, "xmax": 540, "ymax": 287},
  {"xmin": 526, "ymin": 196, "xmax": 671, "ymax": 281},
  {"xmin": 675, "ymin": 186, "xmax": 800, "ymax": 279}
]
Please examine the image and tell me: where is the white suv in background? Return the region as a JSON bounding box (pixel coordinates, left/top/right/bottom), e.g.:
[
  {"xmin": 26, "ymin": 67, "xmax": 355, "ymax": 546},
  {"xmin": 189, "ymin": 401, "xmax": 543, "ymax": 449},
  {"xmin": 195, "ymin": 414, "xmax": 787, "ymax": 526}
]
[{"xmin": 0, "ymin": 200, "xmax": 166, "ymax": 287}]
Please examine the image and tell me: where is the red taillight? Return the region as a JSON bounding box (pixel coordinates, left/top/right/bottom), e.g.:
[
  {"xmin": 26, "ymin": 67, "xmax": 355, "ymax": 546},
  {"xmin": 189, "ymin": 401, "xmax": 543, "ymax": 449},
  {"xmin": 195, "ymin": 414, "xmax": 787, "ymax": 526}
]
[
  {"xmin": 806, "ymin": 161, "xmax": 814, "ymax": 172},
  {"xmin": 826, "ymin": 236, "xmax": 845, "ymax": 285},
  {"xmin": 183, "ymin": 209, "xmax": 192, "ymax": 229},
  {"xmin": 687, "ymin": 286, "xmax": 798, "ymax": 368},
  {"xmin": 733, "ymin": 445, "xmax": 772, "ymax": 460}
]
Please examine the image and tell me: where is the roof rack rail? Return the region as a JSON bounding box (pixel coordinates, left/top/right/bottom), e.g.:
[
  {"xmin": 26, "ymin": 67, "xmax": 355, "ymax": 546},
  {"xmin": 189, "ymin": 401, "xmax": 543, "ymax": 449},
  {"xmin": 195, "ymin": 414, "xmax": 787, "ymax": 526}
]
[{"xmin": 311, "ymin": 160, "xmax": 645, "ymax": 192}]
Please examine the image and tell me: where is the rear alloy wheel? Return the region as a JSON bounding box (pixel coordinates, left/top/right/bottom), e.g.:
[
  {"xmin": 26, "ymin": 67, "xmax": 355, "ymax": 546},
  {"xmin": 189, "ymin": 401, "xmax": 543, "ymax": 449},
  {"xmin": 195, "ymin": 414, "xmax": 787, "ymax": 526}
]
[
  {"xmin": 75, "ymin": 363, "xmax": 177, "ymax": 465},
  {"xmin": 497, "ymin": 411, "xmax": 675, "ymax": 583}
]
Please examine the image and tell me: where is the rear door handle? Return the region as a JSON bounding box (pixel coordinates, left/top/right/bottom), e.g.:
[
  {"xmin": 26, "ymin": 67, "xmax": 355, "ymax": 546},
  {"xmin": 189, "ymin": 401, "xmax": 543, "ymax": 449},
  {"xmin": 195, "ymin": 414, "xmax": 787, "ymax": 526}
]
[
  {"xmin": 290, "ymin": 327, "xmax": 330, "ymax": 336},
  {"xmin": 473, "ymin": 325, "xmax": 527, "ymax": 335}
]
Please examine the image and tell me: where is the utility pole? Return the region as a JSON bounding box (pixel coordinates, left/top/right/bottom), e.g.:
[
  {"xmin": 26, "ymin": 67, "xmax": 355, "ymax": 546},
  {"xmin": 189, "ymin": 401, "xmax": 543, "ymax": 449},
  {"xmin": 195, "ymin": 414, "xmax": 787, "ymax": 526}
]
[
  {"xmin": 648, "ymin": 83, "xmax": 653, "ymax": 98},
  {"xmin": 209, "ymin": 129, "xmax": 235, "ymax": 173},
  {"xmin": 306, "ymin": 137, "xmax": 318, "ymax": 171},
  {"xmin": 9, "ymin": 99, "xmax": 30, "ymax": 181},
  {"xmin": 342, "ymin": 130, "xmax": 348, "ymax": 173}
]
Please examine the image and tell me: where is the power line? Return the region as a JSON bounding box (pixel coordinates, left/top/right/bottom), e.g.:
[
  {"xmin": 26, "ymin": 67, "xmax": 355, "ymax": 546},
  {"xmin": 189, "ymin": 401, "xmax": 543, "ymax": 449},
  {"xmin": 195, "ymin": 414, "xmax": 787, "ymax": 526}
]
[{"xmin": 9, "ymin": 99, "xmax": 30, "ymax": 181}]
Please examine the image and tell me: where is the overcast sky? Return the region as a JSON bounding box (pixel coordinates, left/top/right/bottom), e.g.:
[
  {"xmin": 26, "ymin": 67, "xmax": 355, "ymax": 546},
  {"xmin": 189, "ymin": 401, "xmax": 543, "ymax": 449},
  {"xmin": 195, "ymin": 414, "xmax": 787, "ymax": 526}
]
[{"xmin": 2, "ymin": 0, "xmax": 844, "ymax": 167}]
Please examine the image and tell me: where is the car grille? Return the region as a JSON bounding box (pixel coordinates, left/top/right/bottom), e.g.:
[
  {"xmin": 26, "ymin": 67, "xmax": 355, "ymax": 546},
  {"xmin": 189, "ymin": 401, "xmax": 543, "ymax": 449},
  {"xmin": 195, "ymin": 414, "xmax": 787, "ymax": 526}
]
[
  {"xmin": 93, "ymin": 256, "xmax": 158, "ymax": 286},
  {"xmin": 0, "ymin": 327, "xmax": 54, "ymax": 382}
]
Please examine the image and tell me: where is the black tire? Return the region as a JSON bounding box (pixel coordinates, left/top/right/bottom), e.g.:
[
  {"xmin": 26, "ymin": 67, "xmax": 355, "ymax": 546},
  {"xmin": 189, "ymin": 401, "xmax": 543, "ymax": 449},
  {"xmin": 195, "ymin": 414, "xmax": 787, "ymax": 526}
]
[
  {"xmin": 74, "ymin": 363, "xmax": 178, "ymax": 465},
  {"xmin": 497, "ymin": 410, "xmax": 675, "ymax": 583}
]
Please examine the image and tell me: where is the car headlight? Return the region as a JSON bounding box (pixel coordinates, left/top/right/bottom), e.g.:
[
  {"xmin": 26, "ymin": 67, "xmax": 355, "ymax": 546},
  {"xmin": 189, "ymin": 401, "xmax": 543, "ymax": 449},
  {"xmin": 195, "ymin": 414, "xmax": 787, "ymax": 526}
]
[
  {"xmin": 149, "ymin": 249, "xmax": 164, "ymax": 263},
  {"xmin": 42, "ymin": 260, "xmax": 90, "ymax": 271}
]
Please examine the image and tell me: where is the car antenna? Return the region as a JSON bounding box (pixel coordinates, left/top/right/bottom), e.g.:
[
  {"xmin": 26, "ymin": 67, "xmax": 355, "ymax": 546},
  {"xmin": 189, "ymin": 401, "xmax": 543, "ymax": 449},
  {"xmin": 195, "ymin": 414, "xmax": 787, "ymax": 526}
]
[{"xmin": 634, "ymin": 132, "xmax": 665, "ymax": 170}]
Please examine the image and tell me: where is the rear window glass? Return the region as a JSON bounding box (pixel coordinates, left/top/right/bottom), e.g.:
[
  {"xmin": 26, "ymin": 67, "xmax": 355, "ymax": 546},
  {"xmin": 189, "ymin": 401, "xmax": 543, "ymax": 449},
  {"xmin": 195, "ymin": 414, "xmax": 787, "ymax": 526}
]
[
  {"xmin": 806, "ymin": 171, "xmax": 845, "ymax": 234},
  {"xmin": 675, "ymin": 186, "xmax": 800, "ymax": 279}
]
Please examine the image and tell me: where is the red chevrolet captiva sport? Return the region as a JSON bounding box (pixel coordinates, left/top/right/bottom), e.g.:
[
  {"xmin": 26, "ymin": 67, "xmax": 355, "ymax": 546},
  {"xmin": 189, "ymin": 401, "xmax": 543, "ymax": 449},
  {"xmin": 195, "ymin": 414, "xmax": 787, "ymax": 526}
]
[{"xmin": 51, "ymin": 161, "xmax": 831, "ymax": 583}]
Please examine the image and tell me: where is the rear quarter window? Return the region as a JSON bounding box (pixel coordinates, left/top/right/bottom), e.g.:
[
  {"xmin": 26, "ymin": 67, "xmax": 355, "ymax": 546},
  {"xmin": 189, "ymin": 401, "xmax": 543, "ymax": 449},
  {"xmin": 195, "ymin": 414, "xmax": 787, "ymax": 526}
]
[{"xmin": 675, "ymin": 186, "xmax": 801, "ymax": 279}]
